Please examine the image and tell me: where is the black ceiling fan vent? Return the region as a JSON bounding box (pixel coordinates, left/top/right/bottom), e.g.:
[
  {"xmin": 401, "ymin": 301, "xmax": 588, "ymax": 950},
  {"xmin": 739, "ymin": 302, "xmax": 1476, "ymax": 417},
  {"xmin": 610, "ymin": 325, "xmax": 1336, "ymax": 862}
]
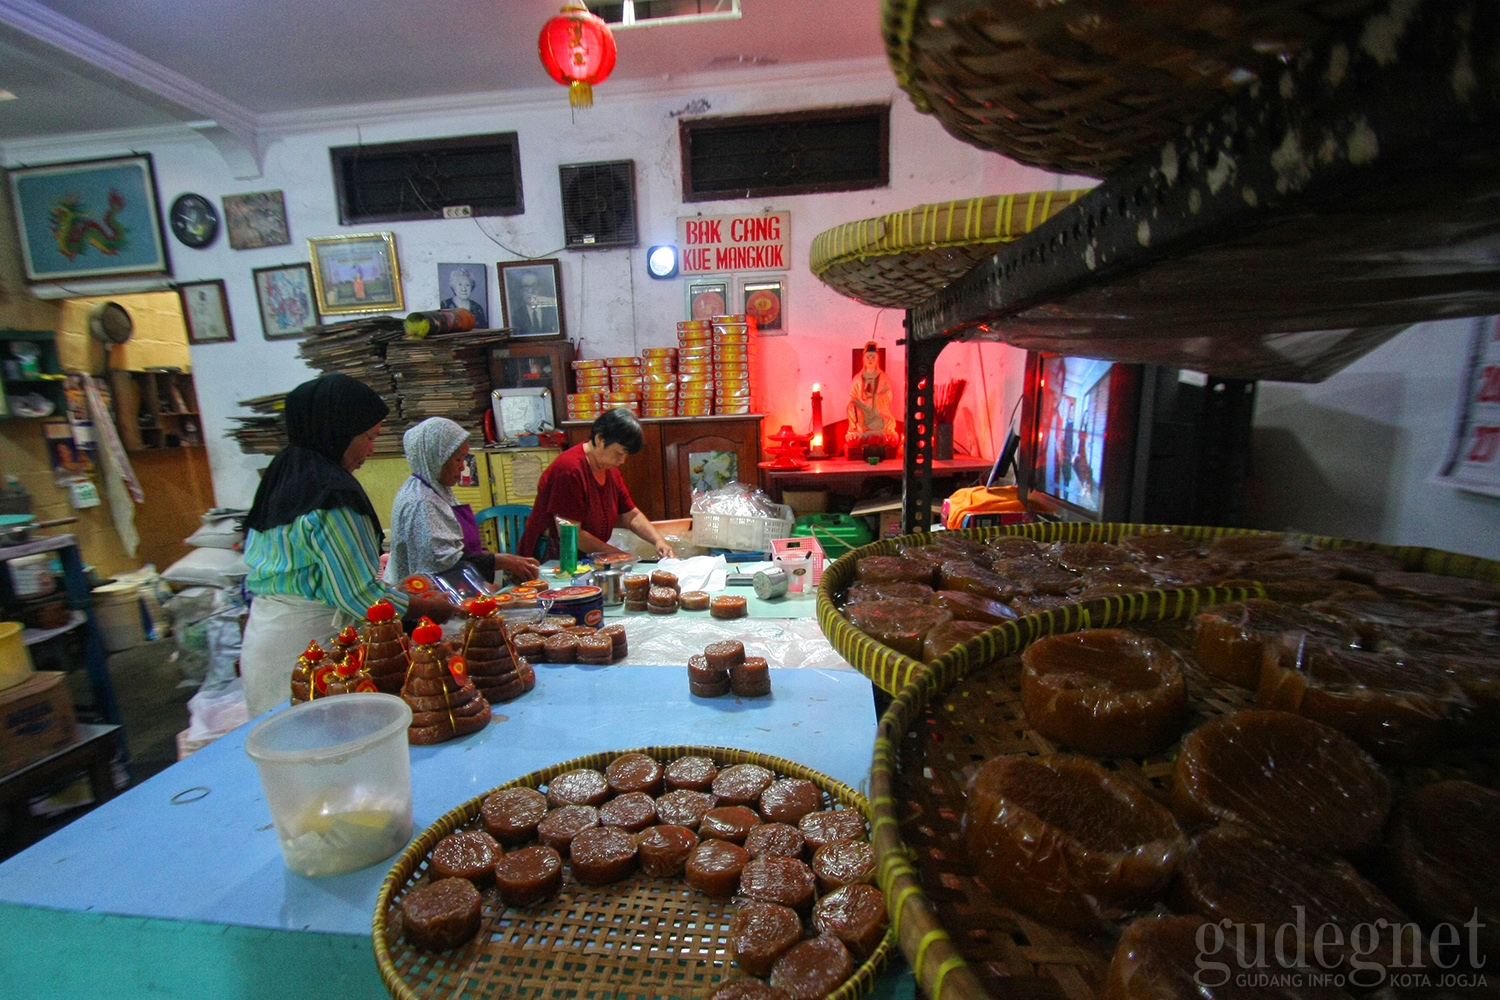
[{"xmin": 559, "ymin": 160, "xmax": 638, "ymax": 251}]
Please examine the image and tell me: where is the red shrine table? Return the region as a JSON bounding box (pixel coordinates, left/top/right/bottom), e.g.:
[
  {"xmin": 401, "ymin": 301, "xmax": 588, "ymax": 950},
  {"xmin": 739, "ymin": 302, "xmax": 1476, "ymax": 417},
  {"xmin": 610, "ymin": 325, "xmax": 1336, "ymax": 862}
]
[{"xmin": 759, "ymin": 455, "xmax": 994, "ymax": 503}]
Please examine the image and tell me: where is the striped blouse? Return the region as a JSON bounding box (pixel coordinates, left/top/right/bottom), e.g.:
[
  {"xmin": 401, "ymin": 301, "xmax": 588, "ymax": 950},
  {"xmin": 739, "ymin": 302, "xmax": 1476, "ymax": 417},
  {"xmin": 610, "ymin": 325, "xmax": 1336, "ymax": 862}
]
[{"xmin": 244, "ymin": 506, "xmax": 409, "ymax": 620}]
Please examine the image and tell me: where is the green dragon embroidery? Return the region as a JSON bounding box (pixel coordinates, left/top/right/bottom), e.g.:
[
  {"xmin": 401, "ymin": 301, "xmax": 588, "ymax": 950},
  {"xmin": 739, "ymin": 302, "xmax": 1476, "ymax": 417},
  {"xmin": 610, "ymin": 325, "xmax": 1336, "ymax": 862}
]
[{"xmin": 48, "ymin": 189, "xmax": 129, "ymax": 260}]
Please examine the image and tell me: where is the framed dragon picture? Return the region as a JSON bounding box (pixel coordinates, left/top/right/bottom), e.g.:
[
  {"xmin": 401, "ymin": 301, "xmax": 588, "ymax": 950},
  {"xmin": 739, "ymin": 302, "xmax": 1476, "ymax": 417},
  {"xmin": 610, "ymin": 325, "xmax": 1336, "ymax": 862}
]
[{"xmin": 5, "ymin": 154, "xmax": 171, "ymax": 283}]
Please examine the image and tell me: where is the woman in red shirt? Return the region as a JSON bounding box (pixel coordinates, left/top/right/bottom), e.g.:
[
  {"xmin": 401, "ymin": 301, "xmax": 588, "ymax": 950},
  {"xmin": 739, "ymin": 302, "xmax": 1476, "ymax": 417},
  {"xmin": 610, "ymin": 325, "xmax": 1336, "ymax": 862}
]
[{"xmin": 519, "ymin": 408, "xmax": 676, "ymax": 561}]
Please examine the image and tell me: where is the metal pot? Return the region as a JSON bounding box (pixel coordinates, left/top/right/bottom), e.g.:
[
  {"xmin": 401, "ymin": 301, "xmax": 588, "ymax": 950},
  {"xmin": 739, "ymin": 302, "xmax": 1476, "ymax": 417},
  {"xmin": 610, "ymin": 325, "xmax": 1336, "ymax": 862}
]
[{"xmin": 595, "ymin": 570, "xmax": 625, "ymax": 606}]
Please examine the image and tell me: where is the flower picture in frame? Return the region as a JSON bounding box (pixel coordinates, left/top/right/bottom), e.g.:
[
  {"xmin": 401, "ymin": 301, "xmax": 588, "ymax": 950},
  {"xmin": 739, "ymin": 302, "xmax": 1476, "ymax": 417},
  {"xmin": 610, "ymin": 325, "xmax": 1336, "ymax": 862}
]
[
  {"xmin": 252, "ymin": 263, "xmax": 320, "ymax": 340},
  {"xmin": 308, "ymin": 232, "xmax": 404, "ymax": 315},
  {"xmin": 740, "ymin": 275, "xmax": 785, "ymax": 334},
  {"xmin": 222, "ymin": 190, "xmax": 290, "ymax": 250},
  {"xmin": 5, "ymin": 154, "xmax": 171, "ymax": 282},
  {"xmin": 178, "ymin": 279, "xmax": 235, "ymax": 345},
  {"xmin": 685, "ymin": 278, "xmax": 728, "ymax": 321},
  {"xmin": 498, "ymin": 259, "xmax": 564, "ymax": 338}
]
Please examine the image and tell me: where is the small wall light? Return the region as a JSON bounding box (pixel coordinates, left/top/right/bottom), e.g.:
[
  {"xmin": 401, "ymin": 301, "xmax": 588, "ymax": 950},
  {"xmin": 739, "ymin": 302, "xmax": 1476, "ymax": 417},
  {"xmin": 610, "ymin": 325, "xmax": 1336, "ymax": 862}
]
[{"xmin": 646, "ymin": 245, "xmax": 679, "ymax": 279}]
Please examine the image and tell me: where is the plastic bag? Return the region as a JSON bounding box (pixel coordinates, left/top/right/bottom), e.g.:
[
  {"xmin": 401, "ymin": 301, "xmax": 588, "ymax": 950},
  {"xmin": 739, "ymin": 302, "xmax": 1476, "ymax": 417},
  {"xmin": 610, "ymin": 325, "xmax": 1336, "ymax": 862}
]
[
  {"xmin": 186, "ymin": 678, "xmax": 249, "ymax": 739},
  {"xmin": 200, "ymin": 606, "xmax": 245, "ymax": 696},
  {"xmin": 690, "ymin": 482, "xmax": 786, "ymax": 519},
  {"xmin": 163, "ymin": 586, "xmax": 218, "ymax": 683}
]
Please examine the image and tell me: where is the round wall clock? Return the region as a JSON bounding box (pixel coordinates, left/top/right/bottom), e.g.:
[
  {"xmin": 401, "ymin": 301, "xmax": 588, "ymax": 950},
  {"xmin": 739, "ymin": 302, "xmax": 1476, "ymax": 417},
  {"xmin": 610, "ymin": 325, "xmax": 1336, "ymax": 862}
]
[{"xmin": 169, "ymin": 193, "xmax": 219, "ymax": 249}]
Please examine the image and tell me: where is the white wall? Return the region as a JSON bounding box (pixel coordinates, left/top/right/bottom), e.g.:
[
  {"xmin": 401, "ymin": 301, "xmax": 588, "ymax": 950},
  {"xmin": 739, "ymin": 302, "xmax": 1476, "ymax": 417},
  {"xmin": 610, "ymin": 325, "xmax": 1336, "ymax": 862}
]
[
  {"xmin": 2, "ymin": 59, "xmax": 1078, "ymax": 509},
  {"xmin": 1249, "ymin": 316, "xmax": 1500, "ymax": 560}
]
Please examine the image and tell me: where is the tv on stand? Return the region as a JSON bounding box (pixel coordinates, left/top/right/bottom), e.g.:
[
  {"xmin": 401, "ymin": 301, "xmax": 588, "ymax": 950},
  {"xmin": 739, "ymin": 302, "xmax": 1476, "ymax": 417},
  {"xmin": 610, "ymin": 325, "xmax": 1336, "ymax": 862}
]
[{"xmin": 1016, "ymin": 352, "xmax": 1256, "ymax": 527}]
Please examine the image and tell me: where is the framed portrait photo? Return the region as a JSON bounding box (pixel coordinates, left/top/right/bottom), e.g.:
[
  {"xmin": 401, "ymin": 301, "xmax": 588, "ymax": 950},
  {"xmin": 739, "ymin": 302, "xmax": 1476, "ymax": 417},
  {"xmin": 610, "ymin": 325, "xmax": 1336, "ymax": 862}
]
[
  {"xmin": 223, "ymin": 190, "xmax": 290, "ymax": 250},
  {"xmin": 178, "ymin": 279, "xmax": 235, "ymax": 345},
  {"xmin": 308, "ymin": 232, "xmax": 404, "ymax": 315},
  {"xmin": 498, "ymin": 259, "xmax": 565, "ymax": 338},
  {"xmin": 5, "ymin": 153, "xmax": 171, "ymax": 283},
  {"xmin": 437, "ymin": 262, "xmax": 490, "ymax": 328},
  {"xmin": 685, "ymin": 278, "xmax": 729, "ymax": 321},
  {"xmin": 740, "ymin": 275, "xmax": 786, "ymax": 335},
  {"xmin": 252, "ymin": 263, "xmax": 321, "ymax": 340}
]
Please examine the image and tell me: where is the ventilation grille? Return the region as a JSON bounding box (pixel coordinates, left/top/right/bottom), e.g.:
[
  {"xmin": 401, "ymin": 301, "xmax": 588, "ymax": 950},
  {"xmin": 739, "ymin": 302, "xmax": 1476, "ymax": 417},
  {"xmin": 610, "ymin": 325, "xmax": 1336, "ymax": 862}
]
[
  {"xmin": 331, "ymin": 133, "xmax": 523, "ymax": 225},
  {"xmin": 559, "ymin": 160, "xmax": 638, "ymax": 251},
  {"xmin": 680, "ymin": 105, "xmax": 889, "ymax": 202}
]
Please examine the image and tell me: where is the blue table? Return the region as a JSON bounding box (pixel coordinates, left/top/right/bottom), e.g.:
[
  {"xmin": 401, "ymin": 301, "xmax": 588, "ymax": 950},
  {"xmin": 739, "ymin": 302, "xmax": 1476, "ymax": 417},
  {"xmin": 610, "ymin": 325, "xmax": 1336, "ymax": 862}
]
[{"xmin": 0, "ymin": 659, "xmax": 913, "ymax": 999}]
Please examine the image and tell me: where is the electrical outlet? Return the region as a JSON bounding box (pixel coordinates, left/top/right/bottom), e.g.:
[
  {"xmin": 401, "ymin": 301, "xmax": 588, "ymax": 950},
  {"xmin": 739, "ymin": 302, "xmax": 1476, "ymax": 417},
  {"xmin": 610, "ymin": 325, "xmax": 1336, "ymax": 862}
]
[{"xmin": 443, "ymin": 205, "xmax": 473, "ymax": 219}]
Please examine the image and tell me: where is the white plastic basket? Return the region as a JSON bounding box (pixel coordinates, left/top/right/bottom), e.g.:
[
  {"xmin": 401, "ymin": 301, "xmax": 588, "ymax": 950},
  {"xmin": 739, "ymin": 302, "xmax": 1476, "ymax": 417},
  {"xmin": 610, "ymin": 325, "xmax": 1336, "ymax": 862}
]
[{"xmin": 690, "ymin": 506, "xmax": 795, "ymax": 552}]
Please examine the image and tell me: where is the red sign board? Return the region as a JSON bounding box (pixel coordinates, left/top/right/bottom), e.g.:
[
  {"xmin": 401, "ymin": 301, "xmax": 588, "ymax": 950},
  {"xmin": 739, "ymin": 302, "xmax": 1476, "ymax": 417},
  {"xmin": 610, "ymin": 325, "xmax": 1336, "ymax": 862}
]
[{"xmin": 677, "ymin": 211, "xmax": 790, "ymax": 274}]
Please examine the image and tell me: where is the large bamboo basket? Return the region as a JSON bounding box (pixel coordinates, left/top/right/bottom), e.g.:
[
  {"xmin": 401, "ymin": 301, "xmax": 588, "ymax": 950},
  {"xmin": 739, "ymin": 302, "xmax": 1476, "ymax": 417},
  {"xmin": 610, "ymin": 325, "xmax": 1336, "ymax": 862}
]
[
  {"xmin": 868, "ymin": 578, "xmax": 1499, "ymax": 1000},
  {"xmin": 882, "ymin": 0, "xmax": 1383, "ymax": 177},
  {"xmin": 809, "ymin": 190, "xmax": 1086, "ymax": 309},
  {"xmin": 373, "ymin": 745, "xmax": 894, "ymax": 1000},
  {"xmin": 817, "ymin": 523, "xmax": 1500, "ymax": 695}
]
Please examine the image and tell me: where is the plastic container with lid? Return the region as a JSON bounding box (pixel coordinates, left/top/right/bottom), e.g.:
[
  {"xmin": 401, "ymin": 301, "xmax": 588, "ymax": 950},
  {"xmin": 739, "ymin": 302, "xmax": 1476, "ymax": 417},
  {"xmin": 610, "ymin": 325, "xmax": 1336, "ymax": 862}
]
[{"xmin": 243, "ymin": 693, "xmax": 414, "ymax": 878}]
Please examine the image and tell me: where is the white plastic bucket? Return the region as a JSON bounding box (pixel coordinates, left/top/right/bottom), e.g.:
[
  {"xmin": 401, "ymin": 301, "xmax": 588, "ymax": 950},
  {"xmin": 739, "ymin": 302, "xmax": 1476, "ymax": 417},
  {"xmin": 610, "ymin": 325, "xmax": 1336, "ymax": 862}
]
[{"xmin": 93, "ymin": 582, "xmax": 145, "ymax": 652}]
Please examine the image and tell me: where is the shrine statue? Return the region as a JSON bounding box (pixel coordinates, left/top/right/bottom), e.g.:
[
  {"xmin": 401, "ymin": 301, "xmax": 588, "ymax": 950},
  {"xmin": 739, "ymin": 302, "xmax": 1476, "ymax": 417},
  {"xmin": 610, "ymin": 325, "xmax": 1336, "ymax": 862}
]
[{"xmin": 846, "ymin": 341, "xmax": 901, "ymax": 456}]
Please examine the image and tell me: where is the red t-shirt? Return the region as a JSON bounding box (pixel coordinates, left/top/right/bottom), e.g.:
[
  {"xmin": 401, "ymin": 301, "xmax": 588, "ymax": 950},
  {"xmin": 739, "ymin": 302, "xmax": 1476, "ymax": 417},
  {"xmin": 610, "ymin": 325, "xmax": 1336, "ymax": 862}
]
[{"xmin": 518, "ymin": 443, "xmax": 636, "ymax": 558}]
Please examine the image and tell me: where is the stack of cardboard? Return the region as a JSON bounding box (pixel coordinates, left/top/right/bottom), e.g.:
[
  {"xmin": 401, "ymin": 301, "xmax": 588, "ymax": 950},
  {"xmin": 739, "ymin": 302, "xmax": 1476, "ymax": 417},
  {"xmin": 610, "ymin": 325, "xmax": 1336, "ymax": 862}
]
[{"xmin": 385, "ymin": 332, "xmax": 509, "ymax": 442}]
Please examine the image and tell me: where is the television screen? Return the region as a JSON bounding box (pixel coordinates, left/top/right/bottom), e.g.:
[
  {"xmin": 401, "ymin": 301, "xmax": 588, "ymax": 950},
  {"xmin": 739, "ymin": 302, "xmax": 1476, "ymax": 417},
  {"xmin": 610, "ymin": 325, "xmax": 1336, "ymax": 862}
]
[{"xmin": 1029, "ymin": 356, "xmax": 1114, "ymax": 517}]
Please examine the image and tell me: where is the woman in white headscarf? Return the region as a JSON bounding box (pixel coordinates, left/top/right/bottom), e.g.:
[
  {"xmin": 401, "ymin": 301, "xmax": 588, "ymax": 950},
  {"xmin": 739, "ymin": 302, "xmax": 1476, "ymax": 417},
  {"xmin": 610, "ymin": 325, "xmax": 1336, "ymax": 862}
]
[{"xmin": 384, "ymin": 418, "xmax": 540, "ymax": 587}]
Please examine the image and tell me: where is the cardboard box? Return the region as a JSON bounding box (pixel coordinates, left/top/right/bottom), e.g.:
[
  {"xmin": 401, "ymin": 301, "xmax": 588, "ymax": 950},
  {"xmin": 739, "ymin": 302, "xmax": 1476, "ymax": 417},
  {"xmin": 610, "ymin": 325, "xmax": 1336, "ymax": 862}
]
[
  {"xmin": 0, "ymin": 671, "xmax": 77, "ymax": 777},
  {"xmin": 849, "ymin": 498, "xmax": 944, "ymax": 538}
]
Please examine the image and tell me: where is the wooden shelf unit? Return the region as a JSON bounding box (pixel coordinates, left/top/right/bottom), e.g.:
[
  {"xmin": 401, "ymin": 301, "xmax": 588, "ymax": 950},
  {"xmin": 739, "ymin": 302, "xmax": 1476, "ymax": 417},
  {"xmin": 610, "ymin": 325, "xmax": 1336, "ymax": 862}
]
[
  {"xmin": 124, "ymin": 371, "xmax": 202, "ymax": 450},
  {"xmin": 896, "ymin": 2, "xmax": 1500, "ymax": 532}
]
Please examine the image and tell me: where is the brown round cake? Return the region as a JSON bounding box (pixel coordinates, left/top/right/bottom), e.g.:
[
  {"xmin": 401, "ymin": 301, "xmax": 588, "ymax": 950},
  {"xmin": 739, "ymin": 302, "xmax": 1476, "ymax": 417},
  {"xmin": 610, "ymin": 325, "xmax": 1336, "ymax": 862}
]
[
  {"xmin": 428, "ymin": 830, "xmax": 501, "ymax": 886},
  {"xmin": 480, "ymin": 786, "xmax": 548, "ymax": 846},
  {"xmin": 963, "ymin": 753, "xmax": 1184, "ymax": 933},
  {"xmin": 401, "ymin": 877, "xmax": 482, "ymax": 951},
  {"xmin": 1019, "ymin": 628, "xmax": 1189, "ymax": 757},
  {"xmin": 1172, "ymin": 710, "xmax": 1390, "ymax": 856}
]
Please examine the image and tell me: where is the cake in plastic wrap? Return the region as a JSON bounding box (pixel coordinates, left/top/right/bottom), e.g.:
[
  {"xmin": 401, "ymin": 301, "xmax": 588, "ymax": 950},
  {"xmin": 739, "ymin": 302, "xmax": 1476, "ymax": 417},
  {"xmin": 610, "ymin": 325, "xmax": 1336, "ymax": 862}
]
[{"xmin": 962, "ymin": 753, "xmax": 1184, "ymax": 933}]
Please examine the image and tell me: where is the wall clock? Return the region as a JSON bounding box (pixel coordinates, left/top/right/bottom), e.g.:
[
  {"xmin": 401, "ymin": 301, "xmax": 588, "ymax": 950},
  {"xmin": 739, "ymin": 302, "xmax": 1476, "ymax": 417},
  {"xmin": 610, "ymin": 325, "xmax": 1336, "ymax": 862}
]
[{"xmin": 169, "ymin": 193, "xmax": 219, "ymax": 249}]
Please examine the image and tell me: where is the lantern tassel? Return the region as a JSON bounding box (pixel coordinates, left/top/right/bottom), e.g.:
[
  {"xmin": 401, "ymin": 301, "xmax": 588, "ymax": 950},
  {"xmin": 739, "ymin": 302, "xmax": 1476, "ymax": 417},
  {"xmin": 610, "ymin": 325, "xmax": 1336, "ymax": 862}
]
[{"xmin": 569, "ymin": 80, "xmax": 594, "ymax": 108}]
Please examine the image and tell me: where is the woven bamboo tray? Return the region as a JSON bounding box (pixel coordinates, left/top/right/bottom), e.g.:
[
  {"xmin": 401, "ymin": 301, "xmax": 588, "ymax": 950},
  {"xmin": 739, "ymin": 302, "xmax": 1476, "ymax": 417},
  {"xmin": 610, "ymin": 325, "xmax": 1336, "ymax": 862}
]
[
  {"xmin": 882, "ymin": 0, "xmax": 1383, "ymax": 177},
  {"xmin": 374, "ymin": 745, "xmax": 894, "ymax": 1000},
  {"xmin": 817, "ymin": 522, "xmax": 1500, "ymax": 695},
  {"xmin": 868, "ymin": 586, "xmax": 1500, "ymax": 1000},
  {"xmin": 809, "ymin": 190, "xmax": 1086, "ymax": 309}
]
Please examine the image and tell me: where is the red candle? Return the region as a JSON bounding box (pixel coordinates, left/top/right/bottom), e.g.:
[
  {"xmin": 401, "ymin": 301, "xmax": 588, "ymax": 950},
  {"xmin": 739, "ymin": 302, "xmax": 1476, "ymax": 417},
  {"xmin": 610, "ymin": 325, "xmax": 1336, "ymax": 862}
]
[{"xmin": 809, "ymin": 383, "xmax": 824, "ymax": 457}]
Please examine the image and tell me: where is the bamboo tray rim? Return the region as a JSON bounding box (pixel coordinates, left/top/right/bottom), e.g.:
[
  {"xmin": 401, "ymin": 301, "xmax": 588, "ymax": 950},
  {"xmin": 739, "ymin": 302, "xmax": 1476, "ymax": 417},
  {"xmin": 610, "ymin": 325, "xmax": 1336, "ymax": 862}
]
[
  {"xmin": 817, "ymin": 522, "xmax": 1500, "ymax": 696},
  {"xmin": 373, "ymin": 743, "xmax": 894, "ymax": 1000}
]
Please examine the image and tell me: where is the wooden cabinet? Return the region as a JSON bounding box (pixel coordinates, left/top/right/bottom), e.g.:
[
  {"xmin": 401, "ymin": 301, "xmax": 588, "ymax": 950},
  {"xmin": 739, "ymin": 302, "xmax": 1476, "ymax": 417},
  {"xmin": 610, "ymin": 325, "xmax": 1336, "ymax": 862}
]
[{"xmin": 565, "ymin": 416, "xmax": 764, "ymax": 520}]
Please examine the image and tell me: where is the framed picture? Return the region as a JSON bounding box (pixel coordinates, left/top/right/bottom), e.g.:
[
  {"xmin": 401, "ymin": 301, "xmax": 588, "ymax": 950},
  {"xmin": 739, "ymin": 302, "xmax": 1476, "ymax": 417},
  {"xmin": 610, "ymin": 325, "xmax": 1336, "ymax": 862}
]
[
  {"xmin": 685, "ymin": 278, "xmax": 729, "ymax": 321},
  {"xmin": 438, "ymin": 262, "xmax": 489, "ymax": 328},
  {"xmin": 498, "ymin": 259, "xmax": 565, "ymax": 338},
  {"xmin": 308, "ymin": 232, "xmax": 404, "ymax": 315},
  {"xmin": 5, "ymin": 153, "xmax": 171, "ymax": 282},
  {"xmin": 740, "ymin": 275, "xmax": 786, "ymax": 334},
  {"xmin": 252, "ymin": 263, "xmax": 321, "ymax": 340},
  {"xmin": 178, "ymin": 279, "xmax": 235, "ymax": 344},
  {"xmin": 223, "ymin": 190, "xmax": 290, "ymax": 250}
]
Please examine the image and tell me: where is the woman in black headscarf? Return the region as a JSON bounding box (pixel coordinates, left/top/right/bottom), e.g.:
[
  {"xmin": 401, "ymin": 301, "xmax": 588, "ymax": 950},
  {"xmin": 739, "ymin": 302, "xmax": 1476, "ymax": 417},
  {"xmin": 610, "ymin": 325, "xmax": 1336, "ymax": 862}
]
[{"xmin": 240, "ymin": 374, "xmax": 450, "ymax": 716}]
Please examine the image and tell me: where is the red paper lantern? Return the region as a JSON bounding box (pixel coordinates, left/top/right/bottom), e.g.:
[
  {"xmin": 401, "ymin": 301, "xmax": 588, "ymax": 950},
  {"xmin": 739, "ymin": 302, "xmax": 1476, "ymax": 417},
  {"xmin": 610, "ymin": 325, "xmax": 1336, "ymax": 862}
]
[{"xmin": 538, "ymin": 1, "xmax": 617, "ymax": 109}]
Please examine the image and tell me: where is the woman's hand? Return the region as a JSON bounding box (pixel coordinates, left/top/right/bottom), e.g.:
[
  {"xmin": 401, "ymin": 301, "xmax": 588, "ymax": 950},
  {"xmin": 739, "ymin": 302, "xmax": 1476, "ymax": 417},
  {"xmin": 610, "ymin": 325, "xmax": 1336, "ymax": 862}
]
[
  {"xmin": 498, "ymin": 554, "xmax": 541, "ymax": 582},
  {"xmin": 654, "ymin": 538, "xmax": 676, "ymax": 559}
]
